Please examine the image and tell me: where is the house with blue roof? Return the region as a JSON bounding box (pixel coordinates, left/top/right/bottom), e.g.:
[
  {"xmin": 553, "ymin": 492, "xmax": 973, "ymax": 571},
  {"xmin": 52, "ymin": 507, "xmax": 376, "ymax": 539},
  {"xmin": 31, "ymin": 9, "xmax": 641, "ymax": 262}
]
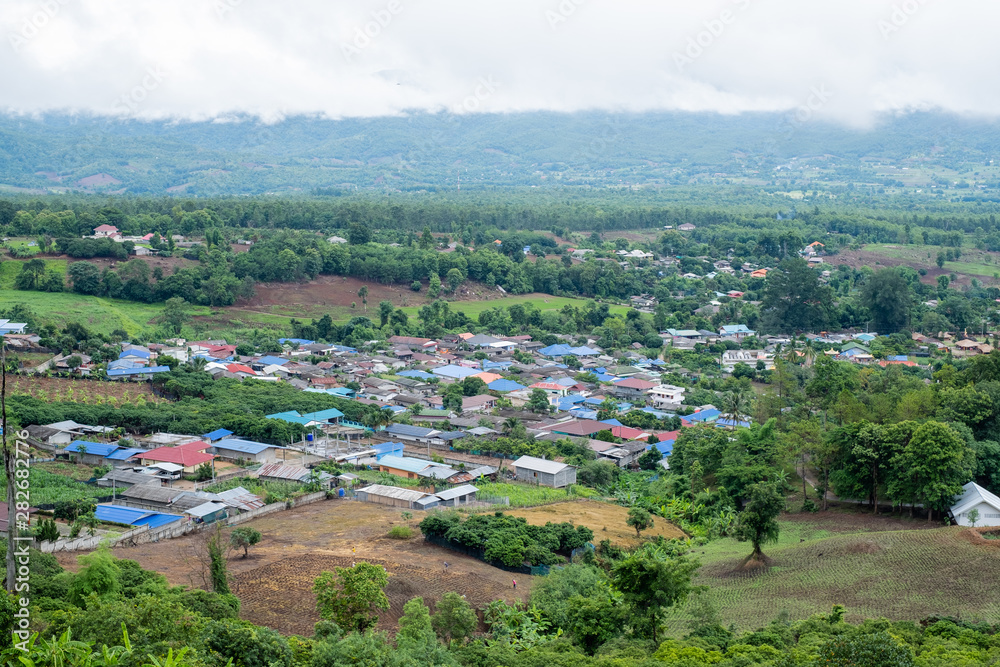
[
  {"xmin": 301, "ymin": 408, "xmax": 345, "ymax": 424},
  {"xmin": 63, "ymin": 440, "xmax": 119, "ymax": 465},
  {"xmin": 719, "ymin": 324, "xmax": 755, "ymax": 340},
  {"xmin": 265, "ymin": 411, "xmax": 313, "ymax": 426},
  {"xmin": 488, "ymin": 379, "xmax": 525, "ymax": 392},
  {"xmin": 95, "ymin": 504, "xmax": 183, "ymax": 530},
  {"xmin": 107, "ymin": 366, "xmax": 171, "ymax": 379},
  {"xmin": 105, "ymin": 447, "xmax": 147, "ymax": 462},
  {"xmin": 212, "ymin": 438, "xmax": 283, "ymax": 463},
  {"xmin": 716, "ymin": 418, "xmax": 752, "ymax": 429},
  {"xmin": 373, "ymin": 442, "xmax": 406, "ymax": 459},
  {"xmin": 432, "ymin": 365, "xmax": 481, "ymax": 380},
  {"xmin": 687, "ymin": 408, "xmax": 722, "ymax": 423},
  {"xmin": 377, "ymin": 454, "xmax": 453, "ymax": 480},
  {"xmin": 202, "ymin": 428, "xmax": 234, "ymax": 442},
  {"xmin": 398, "ymin": 370, "xmax": 436, "ymax": 380},
  {"xmin": 279, "ymin": 338, "xmax": 315, "ymax": 346},
  {"xmin": 256, "ymin": 355, "xmax": 290, "ymax": 367}
]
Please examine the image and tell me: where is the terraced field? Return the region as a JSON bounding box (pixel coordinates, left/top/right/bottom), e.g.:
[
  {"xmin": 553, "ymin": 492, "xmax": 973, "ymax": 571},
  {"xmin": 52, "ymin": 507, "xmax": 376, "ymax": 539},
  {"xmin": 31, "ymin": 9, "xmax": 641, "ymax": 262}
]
[{"xmin": 662, "ymin": 517, "xmax": 1000, "ymax": 635}]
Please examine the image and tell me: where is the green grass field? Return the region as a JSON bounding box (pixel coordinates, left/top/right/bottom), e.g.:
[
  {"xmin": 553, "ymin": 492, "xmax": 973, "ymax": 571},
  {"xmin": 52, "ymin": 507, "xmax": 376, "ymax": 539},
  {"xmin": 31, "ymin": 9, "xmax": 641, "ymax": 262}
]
[
  {"xmin": 0, "ymin": 290, "xmax": 177, "ymax": 336},
  {"xmin": 399, "ymin": 294, "xmax": 630, "ymax": 320},
  {"xmin": 661, "ymin": 516, "xmax": 1000, "ymax": 635},
  {"xmin": 0, "ymin": 258, "xmax": 67, "ymax": 289}
]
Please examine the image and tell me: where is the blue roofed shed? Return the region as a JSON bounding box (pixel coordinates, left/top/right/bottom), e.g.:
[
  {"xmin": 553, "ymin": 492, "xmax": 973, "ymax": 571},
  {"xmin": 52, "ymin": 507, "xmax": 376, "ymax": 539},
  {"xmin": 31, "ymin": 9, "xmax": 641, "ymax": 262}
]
[
  {"xmin": 432, "ymin": 365, "xmax": 481, "ymax": 380},
  {"xmin": 202, "ymin": 428, "xmax": 234, "ymax": 442},
  {"xmin": 105, "ymin": 448, "xmax": 147, "ymax": 461},
  {"xmin": 64, "ymin": 441, "xmax": 118, "ymax": 464},
  {"xmin": 95, "ymin": 504, "xmax": 183, "ymax": 529},
  {"xmin": 488, "ymin": 379, "xmax": 526, "ymax": 392}
]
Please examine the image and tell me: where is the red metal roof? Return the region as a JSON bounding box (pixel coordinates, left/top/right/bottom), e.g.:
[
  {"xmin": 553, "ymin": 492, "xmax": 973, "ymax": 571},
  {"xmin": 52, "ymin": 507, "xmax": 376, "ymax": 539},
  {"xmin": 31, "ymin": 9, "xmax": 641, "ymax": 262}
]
[
  {"xmin": 139, "ymin": 446, "xmax": 214, "ymax": 467},
  {"xmin": 613, "ymin": 378, "xmax": 658, "ymax": 390},
  {"xmin": 610, "ymin": 426, "xmax": 649, "ymax": 441}
]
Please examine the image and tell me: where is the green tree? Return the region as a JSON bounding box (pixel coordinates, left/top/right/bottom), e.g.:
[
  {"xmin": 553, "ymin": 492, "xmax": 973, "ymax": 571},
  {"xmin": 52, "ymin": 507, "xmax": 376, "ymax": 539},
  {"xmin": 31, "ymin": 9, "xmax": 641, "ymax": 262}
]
[
  {"xmin": 734, "ymin": 482, "xmax": 783, "ymax": 560},
  {"xmin": 230, "ymin": 527, "xmax": 262, "ymax": 558},
  {"xmin": 202, "ymin": 618, "xmax": 293, "ymax": 667},
  {"xmin": 428, "ymin": 272, "xmax": 442, "ymax": 298},
  {"xmin": 67, "ymin": 261, "xmax": 102, "ymax": 295},
  {"xmin": 313, "ymin": 562, "xmax": 390, "ymax": 633},
  {"xmin": 431, "ymin": 592, "xmax": 479, "ymax": 644},
  {"xmin": 378, "ymin": 300, "xmax": 394, "ymax": 328},
  {"xmin": 899, "ymin": 421, "xmax": 972, "ymax": 522},
  {"xmin": 419, "ymin": 226, "xmax": 434, "ymax": 250},
  {"xmin": 967, "ymin": 507, "xmax": 980, "ymax": 527},
  {"xmin": 760, "ymin": 257, "xmax": 834, "ymax": 333},
  {"xmin": 527, "ymin": 388, "xmax": 552, "ymax": 414},
  {"xmin": 860, "ymin": 268, "xmax": 913, "ymax": 333},
  {"xmin": 208, "ymin": 526, "xmax": 231, "ymax": 595},
  {"xmin": 446, "ymin": 268, "xmax": 464, "ymax": 293},
  {"xmin": 610, "ymin": 544, "xmax": 699, "ymax": 640},
  {"xmin": 626, "ymin": 507, "xmax": 654, "ymax": 538},
  {"xmin": 357, "ymin": 285, "xmax": 369, "ymax": 312},
  {"xmin": 816, "ymin": 631, "xmax": 916, "ymax": 667},
  {"xmin": 162, "ymin": 297, "xmax": 190, "ymax": 335}
]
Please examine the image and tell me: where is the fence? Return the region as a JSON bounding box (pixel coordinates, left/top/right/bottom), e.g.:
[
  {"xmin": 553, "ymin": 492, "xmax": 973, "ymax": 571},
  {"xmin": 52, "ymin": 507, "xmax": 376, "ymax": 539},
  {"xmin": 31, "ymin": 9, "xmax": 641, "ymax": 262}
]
[{"xmin": 422, "ymin": 533, "xmax": 546, "ymax": 576}]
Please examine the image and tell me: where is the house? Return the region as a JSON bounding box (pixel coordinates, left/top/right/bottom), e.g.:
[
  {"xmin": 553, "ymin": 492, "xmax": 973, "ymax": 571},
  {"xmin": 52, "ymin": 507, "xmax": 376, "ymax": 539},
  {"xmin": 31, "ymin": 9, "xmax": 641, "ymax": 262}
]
[
  {"xmin": 356, "ymin": 484, "xmax": 438, "ymax": 510},
  {"xmin": 512, "ymin": 455, "xmax": 577, "ymax": 488},
  {"xmin": 721, "ymin": 350, "xmax": 774, "ymax": 371},
  {"xmin": 211, "ymin": 438, "xmax": 282, "ymax": 464},
  {"xmin": 610, "ymin": 378, "xmax": 659, "ymax": 399},
  {"xmin": 62, "ymin": 441, "xmax": 118, "ymax": 466},
  {"xmin": 388, "ymin": 336, "xmax": 438, "ymax": 352},
  {"xmin": 383, "ymin": 423, "xmax": 442, "ymax": 444},
  {"xmin": 647, "ymin": 384, "xmax": 686, "ymax": 410},
  {"xmin": 185, "ymin": 501, "xmax": 229, "ymax": 524},
  {"xmin": 677, "ymin": 223, "xmax": 696, "ymax": 231},
  {"xmin": 137, "ymin": 442, "xmax": 214, "ymax": 473},
  {"xmin": 434, "ymin": 484, "xmax": 479, "ymax": 507},
  {"xmin": 950, "ymin": 481, "xmax": 1000, "ymax": 527},
  {"xmin": 257, "ymin": 463, "xmax": 334, "ymax": 489},
  {"xmin": 96, "ymin": 469, "xmax": 162, "ymax": 490},
  {"xmin": 462, "ymin": 395, "xmax": 498, "ymax": 413},
  {"xmin": 719, "ymin": 324, "xmax": 755, "ymax": 340},
  {"xmin": 529, "ymin": 382, "xmax": 568, "ymax": 398},
  {"xmin": 93, "ymin": 224, "xmax": 119, "ymax": 237},
  {"xmin": 117, "ymin": 485, "xmax": 205, "ymax": 513},
  {"xmin": 542, "ymin": 420, "xmax": 607, "ymax": 438}
]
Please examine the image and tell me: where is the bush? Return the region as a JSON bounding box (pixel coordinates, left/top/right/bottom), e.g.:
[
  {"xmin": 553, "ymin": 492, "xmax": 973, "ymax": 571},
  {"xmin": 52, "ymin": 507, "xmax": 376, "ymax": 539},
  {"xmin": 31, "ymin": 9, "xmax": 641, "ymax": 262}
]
[{"xmin": 387, "ymin": 525, "xmax": 414, "ymax": 540}]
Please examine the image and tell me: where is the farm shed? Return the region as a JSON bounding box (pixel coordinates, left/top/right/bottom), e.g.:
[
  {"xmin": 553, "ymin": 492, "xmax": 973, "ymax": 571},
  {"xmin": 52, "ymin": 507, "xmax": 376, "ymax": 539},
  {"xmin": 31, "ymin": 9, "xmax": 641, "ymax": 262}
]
[
  {"xmin": 118, "ymin": 485, "xmax": 205, "ymax": 513},
  {"xmin": 434, "ymin": 484, "xmax": 478, "ymax": 507},
  {"xmin": 97, "ymin": 469, "xmax": 162, "ymax": 489},
  {"xmin": 211, "ymin": 438, "xmax": 282, "ymax": 464},
  {"xmin": 95, "ymin": 504, "xmax": 182, "ymax": 529},
  {"xmin": 356, "ymin": 484, "xmax": 437, "ymax": 510},
  {"xmin": 215, "ymin": 486, "xmax": 266, "ymax": 512},
  {"xmin": 512, "ymin": 455, "xmax": 577, "ymax": 488},
  {"xmin": 950, "ymin": 482, "xmax": 1000, "ymax": 527},
  {"xmin": 257, "ymin": 463, "xmax": 334, "ymax": 489},
  {"xmin": 376, "ymin": 454, "xmax": 453, "ymax": 480},
  {"xmin": 185, "ymin": 501, "xmax": 229, "ymax": 524}
]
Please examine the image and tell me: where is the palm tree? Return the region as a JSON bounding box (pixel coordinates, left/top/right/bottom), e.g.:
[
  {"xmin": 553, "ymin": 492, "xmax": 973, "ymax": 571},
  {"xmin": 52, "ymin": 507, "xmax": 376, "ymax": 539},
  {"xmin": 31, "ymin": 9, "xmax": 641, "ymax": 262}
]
[
  {"xmin": 801, "ymin": 340, "xmax": 818, "ymax": 367},
  {"xmin": 190, "ymin": 356, "xmax": 208, "ymax": 372},
  {"xmin": 722, "ymin": 386, "xmax": 754, "ymax": 428},
  {"xmin": 501, "ymin": 417, "xmax": 522, "ymax": 437}
]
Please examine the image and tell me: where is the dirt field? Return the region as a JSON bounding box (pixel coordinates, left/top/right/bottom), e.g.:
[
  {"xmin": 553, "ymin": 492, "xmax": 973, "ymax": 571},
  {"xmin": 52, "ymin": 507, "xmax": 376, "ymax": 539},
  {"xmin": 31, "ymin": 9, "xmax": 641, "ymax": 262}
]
[
  {"xmin": 84, "ymin": 499, "xmax": 530, "ymax": 636},
  {"xmin": 7, "ymin": 375, "xmax": 159, "ymax": 404},
  {"xmin": 506, "ymin": 501, "xmax": 687, "ymax": 547}
]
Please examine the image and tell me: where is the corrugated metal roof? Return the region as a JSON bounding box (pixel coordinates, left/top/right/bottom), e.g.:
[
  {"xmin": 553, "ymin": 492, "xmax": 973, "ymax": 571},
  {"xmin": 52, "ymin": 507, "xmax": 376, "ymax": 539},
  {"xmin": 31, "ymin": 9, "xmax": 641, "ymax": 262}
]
[
  {"xmin": 65, "ymin": 440, "xmax": 118, "ymax": 456},
  {"xmin": 185, "ymin": 501, "xmax": 228, "ymax": 518},
  {"xmin": 385, "ymin": 423, "xmax": 439, "ymax": 438},
  {"xmin": 257, "ymin": 463, "xmax": 310, "ymax": 481},
  {"xmin": 121, "ymin": 485, "xmax": 187, "ymax": 503},
  {"xmin": 202, "ymin": 428, "xmax": 234, "ymax": 441},
  {"xmin": 513, "ymin": 455, "xmax": 573, "ymax": 475},
  {"xmin": 213, "ymin": 438, "xmax": 274, "ymax": 455},
  {"xmin": 377, "ymin": 455, "xmax": 438, "ymax": 475},
  {"xmin": 216, "ymin": 486, "xmax": 266, "ymax": 510},
  {"xmin": 358, "ymin": 484, "xmax": 428, "ymax": 502},
  {"xmin": 95, "ymin": 504, "xmax": 182, "ymax": 528},
  {"xmin": 434, "ymin": 484, "xmax": 478, "ymax": 501},
  {"xmin": 105, "ymin": 447, "xmax": 147, "ymax": 460}
]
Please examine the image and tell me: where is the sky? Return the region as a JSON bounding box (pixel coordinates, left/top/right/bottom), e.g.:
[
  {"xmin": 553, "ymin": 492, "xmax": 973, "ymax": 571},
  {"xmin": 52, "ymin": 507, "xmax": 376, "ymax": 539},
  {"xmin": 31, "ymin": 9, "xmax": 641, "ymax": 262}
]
[{"xmin": 0, "ymin": 0, "xmax": 993, "ymax": 126}]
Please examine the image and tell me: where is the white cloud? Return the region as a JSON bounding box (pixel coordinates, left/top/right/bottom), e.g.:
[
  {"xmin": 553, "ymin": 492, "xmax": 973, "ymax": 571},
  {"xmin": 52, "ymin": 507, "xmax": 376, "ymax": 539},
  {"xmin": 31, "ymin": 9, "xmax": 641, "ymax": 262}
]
[{"xmin": 0, "ymin": 0, "xmax": 995, "ymax": 125}]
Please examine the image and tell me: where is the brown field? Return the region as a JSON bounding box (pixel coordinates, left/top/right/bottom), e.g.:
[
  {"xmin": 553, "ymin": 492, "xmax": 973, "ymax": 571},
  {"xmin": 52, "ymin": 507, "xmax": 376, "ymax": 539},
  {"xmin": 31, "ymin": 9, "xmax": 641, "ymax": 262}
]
[
  {"xmin": 506, "ymin": 500, "xmax": 687, "ymax": 547},
  {"xmin": 76, "ymin": 499, "xmax": 530, "ymax": 636},
  {"xmin": 7, "ymin": 375, "xmax": 159, "ymax": 404}
]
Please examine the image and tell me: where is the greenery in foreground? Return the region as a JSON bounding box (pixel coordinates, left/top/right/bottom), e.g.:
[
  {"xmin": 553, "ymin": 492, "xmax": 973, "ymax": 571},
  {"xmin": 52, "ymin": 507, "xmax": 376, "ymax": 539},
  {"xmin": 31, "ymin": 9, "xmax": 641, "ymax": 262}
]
[{"xmin": 6, "ymin": 541, "xmax": 1000, "ymax": 666}]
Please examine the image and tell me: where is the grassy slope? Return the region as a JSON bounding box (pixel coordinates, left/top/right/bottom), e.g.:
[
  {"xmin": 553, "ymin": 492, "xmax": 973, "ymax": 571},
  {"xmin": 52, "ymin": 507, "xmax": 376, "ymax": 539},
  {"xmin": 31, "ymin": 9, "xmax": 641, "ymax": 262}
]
[
  {"xmin": 0, "ymin": 289, "xmax": 629, "ymax": 337},
  {"xmin": 862, "ymin": 244, "xmax": 1000, "ymax": 279},
  {"xmin": 662, "ymin": 517, "xmax": 1000, "ymax": 635}
]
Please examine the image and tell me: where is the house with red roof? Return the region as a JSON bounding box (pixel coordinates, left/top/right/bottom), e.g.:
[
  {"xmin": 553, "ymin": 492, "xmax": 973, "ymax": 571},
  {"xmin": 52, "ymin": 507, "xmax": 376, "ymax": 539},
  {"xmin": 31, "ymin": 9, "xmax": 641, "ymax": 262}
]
[
  {"xmin": 610, "ymin": 425, "xmax": 650, "ymax": 441},
  {"xmin": 529, "ymin": 382, "xmax": 569, "ymax": 397},
  {"xmin": 138, "ymin": 441, "xmax": 214, "ymax": 473},
  {"xmin": 93, "ymin": 224, "xmax": 119, "ymax": 237},
  {"xmin": 225, "ymin": 363, "xmax": 257, "ymax": 377}
]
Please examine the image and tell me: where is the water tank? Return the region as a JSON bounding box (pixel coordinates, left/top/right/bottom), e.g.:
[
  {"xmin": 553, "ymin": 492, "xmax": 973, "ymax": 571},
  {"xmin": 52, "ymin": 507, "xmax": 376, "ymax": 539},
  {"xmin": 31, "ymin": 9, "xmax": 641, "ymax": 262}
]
[{"xmin": 306, "ymin": 433, "xmax": 314, "ymax": 442}]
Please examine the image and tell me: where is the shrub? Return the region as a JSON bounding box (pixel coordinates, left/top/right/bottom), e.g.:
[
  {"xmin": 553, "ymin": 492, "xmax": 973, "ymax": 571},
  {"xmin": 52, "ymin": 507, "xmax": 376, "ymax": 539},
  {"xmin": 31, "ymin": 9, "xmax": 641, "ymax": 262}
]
[{"xmin": 388, "ymin": 525, "xmax": 414, "ymax": 540}]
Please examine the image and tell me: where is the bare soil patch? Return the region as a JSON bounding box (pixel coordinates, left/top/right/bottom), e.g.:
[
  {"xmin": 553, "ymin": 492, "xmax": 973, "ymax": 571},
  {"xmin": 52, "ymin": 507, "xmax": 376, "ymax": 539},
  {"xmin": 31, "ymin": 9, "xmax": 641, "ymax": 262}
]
[
  {"xmin": 505, "ymin": 500, "xmax": 686, "ymax": 547},
  {"xmin": 781, "ymin": 507, "xmax": 944, "ymax": 533},
  {"xmin": 80, "ymin": 499, "xmax": 530, "ymax": 635},
  {"xmin": 245, "ymin": 275, "xmax": 432, "ymax": 311}
]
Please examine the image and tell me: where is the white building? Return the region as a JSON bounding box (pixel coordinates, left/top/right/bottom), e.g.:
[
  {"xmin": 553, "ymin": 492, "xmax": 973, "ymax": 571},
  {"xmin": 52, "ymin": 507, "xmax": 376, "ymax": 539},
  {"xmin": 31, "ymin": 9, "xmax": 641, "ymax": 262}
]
[
  {"xmin": 721, "ymin": 350, "xmax": 774, "ymax": 372},
  {"xmin": 950, "ymin": 482, "xmax": 1000, "ymax": 527},
  {"xmin": 647, "ymin": 384, "xmax": 686, "ymax": 410}
]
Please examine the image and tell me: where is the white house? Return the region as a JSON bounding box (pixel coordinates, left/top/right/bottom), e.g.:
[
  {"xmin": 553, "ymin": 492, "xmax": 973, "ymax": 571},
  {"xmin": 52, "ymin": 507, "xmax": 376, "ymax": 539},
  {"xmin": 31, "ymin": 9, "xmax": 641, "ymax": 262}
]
[
  {"xmin": 950, "ymin": 481, "xmax": 1000, "ymax": 527},
  {"xmin": 647, "ymin": 384, "xmax": 686, "ymax": 410}
]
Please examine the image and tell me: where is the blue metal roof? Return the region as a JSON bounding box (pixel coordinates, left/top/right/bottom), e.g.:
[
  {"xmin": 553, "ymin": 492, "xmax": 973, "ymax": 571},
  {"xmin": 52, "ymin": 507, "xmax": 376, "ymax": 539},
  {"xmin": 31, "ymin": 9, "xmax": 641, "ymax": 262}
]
[
  {"xmin": 257, "ymin": 355, "xmax": 290, "ymax": 366},
  {"xmin": 385, "ymin": 423, "xmax": 438, "ymax": 438},
  {"xmin": 373, "ymin": 442, "xmax": 405, "ymax": 456},
  {"xmin": 95, "ymin": 504, "xmax": 182, "ymax": 529},
  {"xmin": 119, "ymin": 348, "xmax": 150, "ymax": 359},
  {"xmin": 105, "ymin": 447, "xmax": 147, "ymax": 461},
  {"xmin": 203, "ymin": 428, "xmax": 234, "ymax": 441},
  {"xmin": 600, "ymin": 419, "xmax": 623, "ymax": 427},
  {"xmin": 649, "ymin": 441, "xmax": 674, "ymax": 456},
  {"xmin": 488, "ymin": 379, "xmax": 525, "ymax": 392},
  {"xmin": 438, "ymin": 431, "xmax": 468, "ymax": 441},
  {"xmin": 432, "ymin": 365, "xmax": 481, "ymax": 379},
  {"xmin": 106, "ymin": 366, "xmax": 171, "ymax": 377},
  {"xmin": 65, "ymin": 441, "xmax": 119, "ymax": 456},
  {"xmin": 279, "ymin": 338, "xmax": 314, "ymax": 345},
  {"xmin": 213, "ymin": 438, "xmax": 274, "ymax": 454},
  {"xmin": 108, "ymin": 359, "xmax": 141, "ymax": 370},
  {"xmin": 377, "ymin": 455, "xmax": 436, "ymax": 474},
  {"xmin": 398, "ymin": 370, "xmax": 435, "ymax": 380},
  {"xmin": 687, "ymin": 408, "xmax": 722, "ymax": 422},
  {"xmin": 301, "ymin": 408, "xmax": 345, "ymax": 422},
  {"xmin": 265, "ymin": 411, "xmax": 311, "ymax": 425}
]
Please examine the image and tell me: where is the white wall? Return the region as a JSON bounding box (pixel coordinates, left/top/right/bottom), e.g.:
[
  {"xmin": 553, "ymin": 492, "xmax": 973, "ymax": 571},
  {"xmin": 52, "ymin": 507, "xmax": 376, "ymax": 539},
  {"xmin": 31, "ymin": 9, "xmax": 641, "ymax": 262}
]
[{"xmin": 954, "ymin": 502, "xmax": 1000, "ymax": 527}]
